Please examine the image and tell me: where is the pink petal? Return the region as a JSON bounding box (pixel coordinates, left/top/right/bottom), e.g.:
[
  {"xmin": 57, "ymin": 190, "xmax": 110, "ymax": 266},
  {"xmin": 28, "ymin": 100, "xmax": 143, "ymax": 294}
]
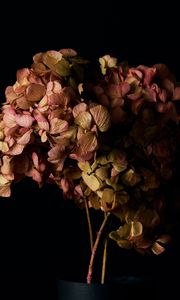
[
  {"xmin": 73, "ymin": 103, "xmax": 87, "ymax": 118},
  {"xmin": 16, "ymin": 68, "xmax": 30, "ymax": 85},
  {"xmin": 15, "ymin": 114, "xmax": 34, "ymax": 128},
  {"xmin": 59, "ymin": 48, "xmax": 77, "ymax": 57},
  {"xmin": 33, "ymin": 110, "xmax": 49, "ymax": 131},
  {"xmin": 5, "ymin": 86, "xmax": 18, "ymax": 102},
  {"xmin": 32, "ymin": 152, "xmax": 39, "ymax": 169},
  {"xmin": 3, "ymin": 107, "xmax": 16, "ymax": 128},
  {"xmin": 17, "ymin": 129, "xmax": 32, "ymax": 145},
  {"xmin": 7, "ymin": 144, "xmax": 25, "ymax": 155}
]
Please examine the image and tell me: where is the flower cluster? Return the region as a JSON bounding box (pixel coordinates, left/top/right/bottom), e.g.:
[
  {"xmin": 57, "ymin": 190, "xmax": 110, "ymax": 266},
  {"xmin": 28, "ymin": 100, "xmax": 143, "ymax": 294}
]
[{"xmin": 1, "ymin": 49, "xmax": 180, "ymax": 263}]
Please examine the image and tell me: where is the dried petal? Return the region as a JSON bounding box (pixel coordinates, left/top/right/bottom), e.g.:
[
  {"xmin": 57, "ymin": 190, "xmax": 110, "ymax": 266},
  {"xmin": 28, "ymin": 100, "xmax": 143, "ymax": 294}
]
[
  {"xmin": 15, "ymin": 114, "xmax": 34, "ymax": 128},
  {"xmin": 90, "ymin": 105, "xmax": 111, "ymax": 132},
  {"xmin": 50, "ymin": 118, "xmax": 68, "ymax": 134},
  {"xmin": 75, "ymin": 111, "xmax": 92, "ymax": 130},
  {"xmin": 26, "ymin": 83, "xmax": 46, "ymax": 101},
  {"xmin": 82, "ymin": 172, "xmax": 101, "ymax": 191}
]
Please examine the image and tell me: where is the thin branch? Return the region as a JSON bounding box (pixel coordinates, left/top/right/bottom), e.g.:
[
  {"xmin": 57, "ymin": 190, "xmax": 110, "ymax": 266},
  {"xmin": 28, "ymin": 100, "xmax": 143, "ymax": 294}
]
[
  {"xmin": 84, "ymin": 197, "xmax": 94, "ymax": 251},
  {"xmin": 101, "ymin": 237, "xmax": 108, "ymax": 284},
  {"xmin": 87, "ymin": 212, "xmax": 110, "ymax": 284}
]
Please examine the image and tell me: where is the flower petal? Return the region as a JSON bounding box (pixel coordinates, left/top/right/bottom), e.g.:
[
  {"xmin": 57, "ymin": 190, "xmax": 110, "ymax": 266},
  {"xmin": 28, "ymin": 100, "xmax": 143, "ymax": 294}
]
[{"xmin": 90, "ymin": 105, "xmax": 111, "ymax": 132}]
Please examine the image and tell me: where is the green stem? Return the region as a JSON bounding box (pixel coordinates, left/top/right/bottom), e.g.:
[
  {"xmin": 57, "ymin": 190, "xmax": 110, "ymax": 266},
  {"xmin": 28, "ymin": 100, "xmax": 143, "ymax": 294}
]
[
  {"xmin": 87, "ymin": 212, "xmax": 110, "ymax": 284},
  {"xmin": 84, "ymin": 197, "xmax": 93, "ymax": 251}
]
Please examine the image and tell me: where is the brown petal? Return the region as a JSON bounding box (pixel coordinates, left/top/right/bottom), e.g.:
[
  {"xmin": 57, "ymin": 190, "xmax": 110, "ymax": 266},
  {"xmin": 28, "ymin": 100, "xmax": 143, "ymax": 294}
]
[
  {"xmin": 26, "ymin": 84, "xmax": 46, "ymax": 102},
  {"xmin": 50, "ymin": 118, "xmax": 68, "ymax": 134},
  {"xmin": 75, "ymin": 111, "xmax": 92, "ymax": 130},
  {"xmin": 78, "ymin": 132, "xmax": 97, "ymax": 154},
  {"xmin": 90, "ymin": 105, "xmax": 111, "ymax": 132},
  {"xmin": 16, "ymin": 96, "xmax": 31, "ymax": 109}
]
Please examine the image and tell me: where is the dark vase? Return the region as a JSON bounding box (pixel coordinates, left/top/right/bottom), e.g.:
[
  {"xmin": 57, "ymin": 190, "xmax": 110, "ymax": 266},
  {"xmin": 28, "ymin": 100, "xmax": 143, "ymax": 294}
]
[{"xmin": 57, "ymin": 276, "xmax": 157, "ymax": 300}]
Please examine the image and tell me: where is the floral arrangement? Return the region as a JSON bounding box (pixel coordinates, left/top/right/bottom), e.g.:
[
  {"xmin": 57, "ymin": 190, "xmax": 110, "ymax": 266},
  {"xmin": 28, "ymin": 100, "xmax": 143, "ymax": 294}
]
[{"xmin": 0, "ymin": 49, "xmax": 180, "ymax": 284}]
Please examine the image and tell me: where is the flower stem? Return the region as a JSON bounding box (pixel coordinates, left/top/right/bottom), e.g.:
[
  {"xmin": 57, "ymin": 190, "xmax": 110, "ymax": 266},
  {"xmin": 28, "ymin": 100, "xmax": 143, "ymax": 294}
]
[
  {"xmin": 84, "ymin": 197, "xmax": 93, "ymax": 251},
  {"xmin": 101, "ymin": 237, "xmax": 108, "ymax": 284},
  {"xmin": 87, "ymin": 213, "xmax": 110, "ymax": 284}
]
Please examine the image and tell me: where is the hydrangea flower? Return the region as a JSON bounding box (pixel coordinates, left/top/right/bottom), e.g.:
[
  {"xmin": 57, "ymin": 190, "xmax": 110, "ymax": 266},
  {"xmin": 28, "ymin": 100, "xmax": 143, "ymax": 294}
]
[{"xmin": 0, "ymin": 49, "xmax": 180, "ymax": 283}]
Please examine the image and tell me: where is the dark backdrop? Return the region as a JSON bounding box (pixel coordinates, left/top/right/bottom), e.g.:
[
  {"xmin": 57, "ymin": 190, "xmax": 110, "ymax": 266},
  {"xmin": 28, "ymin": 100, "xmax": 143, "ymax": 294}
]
[{"xmin": 0, "ymin": 2, "xmax": 180, "ymax": 299}]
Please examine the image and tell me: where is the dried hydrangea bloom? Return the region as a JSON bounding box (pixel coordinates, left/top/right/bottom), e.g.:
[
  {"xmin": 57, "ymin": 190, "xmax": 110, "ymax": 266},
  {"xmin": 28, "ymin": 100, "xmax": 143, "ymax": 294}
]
[{"xmin": 0, "ymin": 49, "xmax": 179, "ymax": 258}]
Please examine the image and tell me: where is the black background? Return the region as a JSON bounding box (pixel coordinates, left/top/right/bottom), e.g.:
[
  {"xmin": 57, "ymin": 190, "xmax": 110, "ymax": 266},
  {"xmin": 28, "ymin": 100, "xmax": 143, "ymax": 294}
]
[{"xmin": 0, "ymin": 2, "xmax": 180, "ymax": 299}]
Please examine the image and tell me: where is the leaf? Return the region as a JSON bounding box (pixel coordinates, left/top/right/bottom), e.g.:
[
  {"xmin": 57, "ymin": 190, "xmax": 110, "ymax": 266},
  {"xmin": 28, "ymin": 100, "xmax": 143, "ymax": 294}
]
[
  {"xmin": 82, "ymin": 172, "xmax": 101, "ymax": 191},
  {"xmin": 90, "ymin": 105, "xmax": 111, "ymax": 132},
  {"xmin": 73, "ymin": 64, "xmax": 85, "ymax": 81}
]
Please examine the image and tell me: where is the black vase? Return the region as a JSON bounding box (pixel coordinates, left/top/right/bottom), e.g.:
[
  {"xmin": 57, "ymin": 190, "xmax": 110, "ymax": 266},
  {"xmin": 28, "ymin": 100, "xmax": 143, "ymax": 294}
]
[{"xmin": 57, "ymin": 276, "xmax": 157, "ymax": 300}]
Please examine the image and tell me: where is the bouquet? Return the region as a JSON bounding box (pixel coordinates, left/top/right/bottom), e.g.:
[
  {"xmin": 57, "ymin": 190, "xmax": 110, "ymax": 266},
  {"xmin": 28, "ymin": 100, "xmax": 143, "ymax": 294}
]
[{"xmin": 0, "ymin": 49, "xmax": 179, "ymax": 284}]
